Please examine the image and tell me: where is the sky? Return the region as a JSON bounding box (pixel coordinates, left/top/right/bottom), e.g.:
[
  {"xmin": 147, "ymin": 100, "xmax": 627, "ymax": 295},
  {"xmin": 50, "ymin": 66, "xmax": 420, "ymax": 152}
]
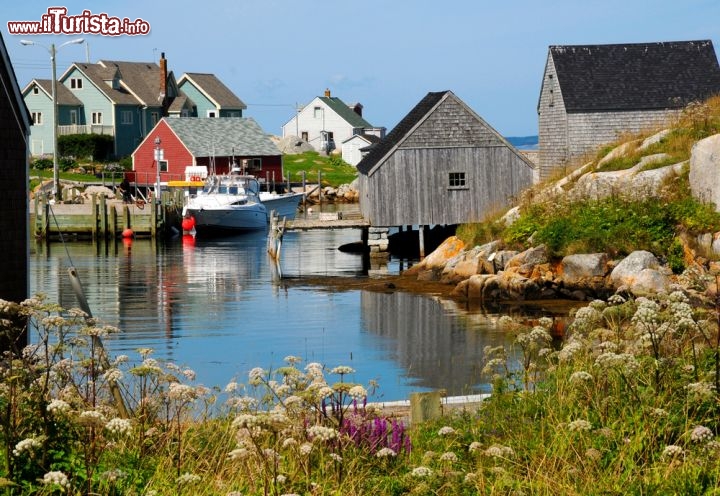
[{"xmin": 4, "ymin": 1, "xmax": 720, "ymax": 138}]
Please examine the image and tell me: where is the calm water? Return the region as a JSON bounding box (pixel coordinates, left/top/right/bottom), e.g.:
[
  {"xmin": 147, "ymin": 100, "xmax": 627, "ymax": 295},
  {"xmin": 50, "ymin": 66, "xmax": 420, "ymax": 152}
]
[{"xmin": 29, "ymin": 224, "xmax": 528, "ymax": 402}]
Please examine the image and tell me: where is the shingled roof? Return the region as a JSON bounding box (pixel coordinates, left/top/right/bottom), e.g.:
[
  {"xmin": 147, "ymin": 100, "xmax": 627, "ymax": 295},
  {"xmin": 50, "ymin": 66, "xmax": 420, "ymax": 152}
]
[
  {"xmin": 356, "ymin": 91, "xmax": 446, "ymax": 174},
  {"xmin": 548, "ymin": 40, "xmax": 720, "ymax": 112},
  {"xmin": 319, "ymin": 96, "xmax": 373, "ymax": 128},
  {"xmin": 163, "ymin": 117, "xmax": 279, "ymax": 157},
  {"xmin": 71, "ymin": 61, "xmax": 154, "ymax": 105},
  {"xmin": 180, "ymin": 73, "xmax": 246, "ymax": 109},
  {"xmin": 27, "ymin": 79, "xmax": 83, "ymax": 106}
]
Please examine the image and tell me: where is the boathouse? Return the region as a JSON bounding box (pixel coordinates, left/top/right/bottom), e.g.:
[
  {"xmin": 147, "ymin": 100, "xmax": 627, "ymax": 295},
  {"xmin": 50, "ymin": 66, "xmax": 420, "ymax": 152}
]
[
  {"xmin": 356, "ymin": 90, "xmax": 534, "ymax": 254},
  {"xmin": 0, "ymin": 32, "xmax": 32, "ymax": 347},
  {"xmin": 538, "ymin": 40, "xmax": 720, "ymax": 181},
  {"xmin": 131, "ymin": 117, "xmax": 283, "ymax": 188}
]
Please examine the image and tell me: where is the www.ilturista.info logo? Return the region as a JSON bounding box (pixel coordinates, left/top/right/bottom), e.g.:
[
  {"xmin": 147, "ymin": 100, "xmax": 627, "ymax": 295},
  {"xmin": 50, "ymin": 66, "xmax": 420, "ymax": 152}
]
[{"xmin": 7, "ymin": 7, "xmax": 150, "ymax": 36}]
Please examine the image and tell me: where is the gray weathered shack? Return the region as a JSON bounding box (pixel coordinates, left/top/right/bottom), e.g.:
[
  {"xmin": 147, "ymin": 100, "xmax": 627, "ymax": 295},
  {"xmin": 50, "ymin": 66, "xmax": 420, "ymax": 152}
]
[
  {"xmin": 538, "ymin": 40, "xmax": 720, "ymax": 181},
  {"xmin": 0, "ymin": 32, "xmax": 31, "ymax": 348},
  {"xmin": 356, "ymin": 90, "xmax": 534, "ymax": 228}
]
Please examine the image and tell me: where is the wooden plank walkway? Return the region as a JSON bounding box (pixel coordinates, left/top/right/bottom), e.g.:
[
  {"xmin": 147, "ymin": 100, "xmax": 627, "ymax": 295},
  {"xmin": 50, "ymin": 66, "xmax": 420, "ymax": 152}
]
[{"xmin": 284, "ymin": 210, "xmax": 369, "ymax": 231}]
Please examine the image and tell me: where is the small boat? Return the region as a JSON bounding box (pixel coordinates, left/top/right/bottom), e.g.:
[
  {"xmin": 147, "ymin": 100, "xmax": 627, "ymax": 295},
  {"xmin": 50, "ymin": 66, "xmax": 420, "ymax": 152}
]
[{"xmin": 183, "ymin": 175, "xmax": 268, "ymax": 233}]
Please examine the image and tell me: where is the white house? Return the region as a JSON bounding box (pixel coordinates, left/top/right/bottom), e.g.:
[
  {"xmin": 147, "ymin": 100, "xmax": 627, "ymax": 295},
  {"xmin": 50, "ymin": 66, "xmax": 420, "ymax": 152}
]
[{"xmin": 282, "ymin": 89, "xmax": 385, "ymax": 154}]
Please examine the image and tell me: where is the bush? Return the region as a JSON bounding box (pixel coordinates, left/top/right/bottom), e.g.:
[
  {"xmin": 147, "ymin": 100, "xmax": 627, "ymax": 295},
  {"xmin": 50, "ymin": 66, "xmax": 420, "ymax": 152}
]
[
  {"xmin": 58, "ymin": 134, "xmax": 114, "ymax": 161},
  {"xmin": 30, "ymin": 157, "xmax": 53, "ymax": 170}
]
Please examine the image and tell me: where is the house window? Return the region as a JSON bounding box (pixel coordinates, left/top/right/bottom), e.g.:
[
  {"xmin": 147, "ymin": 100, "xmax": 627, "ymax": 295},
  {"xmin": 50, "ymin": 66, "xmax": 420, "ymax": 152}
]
[
  {"xmin": 301, "ymin": 131, "xmax": 308, "ymax": 141},
  {"xmin": 151, "ymin": 112, "xmax": 159, "ymax": 125},
  {"xmin": 70, "ymin": 110, "xmax": 77, "ymax": 125},
  {"xmin": 31, "ymin": 112, "xmax": 42, "ymax": 125},
  {"xmin": 159, "ymin": 160, "xmax": 168, "ymax": 173},
  {"xmin": 121, "ymin": 110, "xmax": 133, "ymax": 125},
  {"xmin": 33, "ymin": 86, "xmax": 39, "ymax": 95},
  {"xmin": 229, "ymin": 111, "xmax": 241, "ymax": 117},
  {"xmin": 247, "ymin": 158, "xmax": 262, "ymax": 171},
  {"xmin": 449, "ymin": 172, "xmax": 467, "ymax": 188},
  {"xmin": 327, "ymin": 131, "xmax": 334, "ymax": 142},
  {"xmin": 70, "ymin": 78, "xmax": 83, "ymax": 89},
  {"xmin": 180, "ymin": 109, "xmax": 190, "ymax": 117},
  {"xmin": 207, "ymin": 110, "xmax": 217, "ymax": 118},
  {"xmin": 314, "ymin": 106, "xmax": 322, "ymax": 118},
  {"xmin": 92, "ymin": 112, "xmax": 103, "ymax": 124}
]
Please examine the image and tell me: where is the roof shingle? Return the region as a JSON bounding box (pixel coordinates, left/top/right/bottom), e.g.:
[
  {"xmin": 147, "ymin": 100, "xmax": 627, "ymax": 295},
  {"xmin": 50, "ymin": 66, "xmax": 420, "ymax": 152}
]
[
  {"xmin": 164, "ymin": 117, "xmax": 279, "ymax": 157},
  {"xmin": 550, "ymin": 40, "xmax": 720, "ymax": 111}
]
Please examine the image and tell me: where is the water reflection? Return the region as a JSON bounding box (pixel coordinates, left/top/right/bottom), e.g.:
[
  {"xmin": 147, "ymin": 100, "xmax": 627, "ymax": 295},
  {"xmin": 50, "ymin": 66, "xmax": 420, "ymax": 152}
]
[{"xmin": 30, "ymin": 231, "xmax": 541, "ymax": 401}]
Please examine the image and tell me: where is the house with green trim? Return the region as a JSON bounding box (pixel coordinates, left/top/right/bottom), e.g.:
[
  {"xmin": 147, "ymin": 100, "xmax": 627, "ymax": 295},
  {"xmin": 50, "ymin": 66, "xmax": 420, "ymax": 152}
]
[
  {"xmin": 281, "ymin": 89, "xmax": 385, "ymax": 154},
  {"xmin": 176, "ymin": 73, "xmax": 246, "ymax": 118}
]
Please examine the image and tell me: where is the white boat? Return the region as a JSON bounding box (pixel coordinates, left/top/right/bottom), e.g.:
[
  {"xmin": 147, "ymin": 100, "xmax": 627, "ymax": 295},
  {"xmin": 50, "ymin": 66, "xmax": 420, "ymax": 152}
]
[
  {"xmin": 183, "ymin": 175, "xmax": 268, "ymax": 233},
  {"xmin": 179, "ymin": 165, "xmax": 303, "ymax": 225}
]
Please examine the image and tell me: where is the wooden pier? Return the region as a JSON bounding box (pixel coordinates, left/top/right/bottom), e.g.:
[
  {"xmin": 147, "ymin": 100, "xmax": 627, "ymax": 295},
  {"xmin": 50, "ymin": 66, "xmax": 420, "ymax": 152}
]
[{"xmin": 30, "ymin": 191, "xmax": 184, "ymax": 241}]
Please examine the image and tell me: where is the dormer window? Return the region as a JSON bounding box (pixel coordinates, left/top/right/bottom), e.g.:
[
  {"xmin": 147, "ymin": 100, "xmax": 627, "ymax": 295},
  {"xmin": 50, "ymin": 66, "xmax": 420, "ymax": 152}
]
[{"xmin": 70, "ymin": 78, "xmax": 83, "ymax": 89}]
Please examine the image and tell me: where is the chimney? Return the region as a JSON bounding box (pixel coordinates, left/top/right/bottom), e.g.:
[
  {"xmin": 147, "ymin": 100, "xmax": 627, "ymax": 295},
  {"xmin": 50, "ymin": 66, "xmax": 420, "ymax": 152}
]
[
  {"xmin": 159, "ymin": 52, "xmax": 167, "ymax": 100},
  {"xmin": 324, "ymin": 88, "xmax": 331, "ymax": 97}
]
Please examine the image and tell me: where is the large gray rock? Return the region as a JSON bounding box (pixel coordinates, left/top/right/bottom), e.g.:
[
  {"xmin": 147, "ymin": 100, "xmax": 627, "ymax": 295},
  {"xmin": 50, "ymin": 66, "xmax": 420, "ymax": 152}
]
[
  {"xmin": 610, "ymin": 250, "xmax": 670, "ymax": 295},
  {"xmin": 560, "ymin": 253, "xmax": 609, "ymax": 284},
  {"xmin": 690, "ymin": 134, "xmax": 720, "ymax": 212}
]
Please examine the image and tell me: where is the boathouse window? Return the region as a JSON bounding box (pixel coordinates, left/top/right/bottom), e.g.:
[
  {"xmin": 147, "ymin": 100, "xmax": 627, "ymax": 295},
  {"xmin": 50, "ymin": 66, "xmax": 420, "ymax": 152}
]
[
  {"xmin": 70, "ymin": 110, "xmax": 77, "ymax": 125},
  {"xmin": 159, "ymin": 160, "xmax": 168, "ymax": 173},
  {"xmin": 92, "ymin": 112, "xmax": 103, "ymax": 125},
  {"xmin": 31, "ymin": 112, "xmax": 42, "ymax": 125},
  {"xmin": 448, "ymin": 172, "xmax": 467, "ymax": 188},
  {"xmin": 151, "ymin": 112, "xmax": 159, "ymax": 126},
  {"xmin": 70, "ymin": 78, "xmax": 83, "ymax": 89},
  {"xmin": 301, "ymin": 131, "xmax": 308, "ymax": 141},
  {"xmin": 207, "ymin": 110, "xmax": 217, "ymax": 118},
  {"xmin": 33, "ymin": 86, "xmax": 39, "ymax": 94},
  {"xmin": 248, "ymin": 158, "xmax": 261, "ymax": 171},
  {"xmin": 314, "ymin": 106, "xmax": 322, "ymax": 118},
  {"xmin": 121, "ymin": 111, "xmax": 133, "ymax": 125}
]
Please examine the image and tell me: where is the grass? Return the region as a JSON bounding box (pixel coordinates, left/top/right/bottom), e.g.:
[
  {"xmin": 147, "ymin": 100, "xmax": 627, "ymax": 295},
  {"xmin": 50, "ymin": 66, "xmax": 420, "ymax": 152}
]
[
  {"xmin": 3, "ymin": 287, "xmax": 720, "ymax": 494},
  {"xmin": 282, "ymin": 152, "xmax": 358, "ymax": 187}
]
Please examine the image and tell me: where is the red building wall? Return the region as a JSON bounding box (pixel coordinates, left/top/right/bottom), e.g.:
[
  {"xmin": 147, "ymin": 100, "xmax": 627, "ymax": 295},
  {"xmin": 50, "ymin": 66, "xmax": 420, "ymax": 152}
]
[{"xmin": 131, "ymin": 120, "xmax": 193, "ymax": 185}]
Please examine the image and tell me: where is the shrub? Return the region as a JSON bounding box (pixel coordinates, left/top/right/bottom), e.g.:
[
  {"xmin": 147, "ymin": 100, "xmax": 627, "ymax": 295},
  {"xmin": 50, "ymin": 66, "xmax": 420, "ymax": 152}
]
[{"xmin": 58, "ymin": 134, "xmax": 114, "ymax": 161}]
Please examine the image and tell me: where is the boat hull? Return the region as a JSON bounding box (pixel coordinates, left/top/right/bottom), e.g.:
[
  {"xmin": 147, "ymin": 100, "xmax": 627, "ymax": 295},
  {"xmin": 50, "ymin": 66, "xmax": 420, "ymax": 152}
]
[
  {"xmin": 260, "ymin": 192, "xmax": 304, "ymax": 220},
  {"xmin": 186, "ymin": 204, "xmax": 267, "ymax": 233}
]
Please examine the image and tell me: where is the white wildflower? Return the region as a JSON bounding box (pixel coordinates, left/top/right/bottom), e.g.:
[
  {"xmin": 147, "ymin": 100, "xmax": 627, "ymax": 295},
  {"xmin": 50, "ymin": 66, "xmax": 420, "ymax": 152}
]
[
  {"xmin": 484, "ymin": 445, "xmax": 515, "ymax": 458},
  {"xmin": 438, "ymin": 426, "xmax": 456, "ymax": 436},
  {"xmin": 569, "ymin": 371, "xmax": 593, "ymax": 383},
  {"xmin": 662, "ymin": 445, "xmax": 685, "ymax": 460},
  {"xmin": 176, "ymin": 472, "xmax": 201, "ymax": 485},
  {"xmin": 690, "ymin": 425, "xmax": 714, "ymax": 443},
  {"xmin": 47, "ymin": 399, "xmax": 71, "ymax": 415},
  {"xmin": 105, "ymin": 418, "xmax": 132, "ymax": 436},
  {"xmin": 42, "ymin": 471, "xmax": 69, "ymax": 488},
  {"xmin": 348, "ymin": 385, "xmax": 367, "ymax": 399},
  {"xmin": 13, "ymin": 438, "xmax": 41, "ymax": 456},
  {"xmin": 468, "ymin": 441, "xmax": 482, "ymax": 453},
  {"xmin": 439, "ymin": 451, "xmax": 458, "ymax": 462},
  {"xmin": 567, "ymin": 419, "xmax": 592, "ymax": 432},
  {"xmin": 376, "ymin": 447, "xmax": 397, "ymax": 458},
  {"xmin": 330, "ymin": 365, "xmax": 355, "ymax": 375},
  {"xmin": 307, "ymin": 425, "xmax": 337, "ymax": 442},
  {"xmin": 411, "ymin": 466, "xmax": 432, "ymax": 478}
]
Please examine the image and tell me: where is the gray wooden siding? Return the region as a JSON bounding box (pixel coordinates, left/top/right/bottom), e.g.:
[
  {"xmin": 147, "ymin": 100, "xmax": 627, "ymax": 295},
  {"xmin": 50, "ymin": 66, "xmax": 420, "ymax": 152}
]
[
  {"xmin": 538, "ymin": 53, "xmax": 569, "ymax": 181},
  {"xmin": 401, "ymin": 98, "xmax": 504, "ymax": 148},
  {"xmin": 362, "ymin": 146, "xmax": 533, "ymax": 227},
  {"xmin": 566, "ymin": 109, "xmax": 677, "ymax": 158}
]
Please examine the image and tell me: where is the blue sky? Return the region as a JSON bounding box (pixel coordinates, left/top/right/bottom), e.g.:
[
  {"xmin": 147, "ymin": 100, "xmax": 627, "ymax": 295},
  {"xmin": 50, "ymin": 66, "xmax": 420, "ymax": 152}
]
[{"xmin": 5, "ymin": 1, "xmax": 719, "ymax": 137}]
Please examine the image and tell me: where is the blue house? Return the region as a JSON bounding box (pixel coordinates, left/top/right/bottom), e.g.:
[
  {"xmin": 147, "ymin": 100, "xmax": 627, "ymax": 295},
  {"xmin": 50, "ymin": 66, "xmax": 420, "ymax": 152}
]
[
  {"xmin": 21, "ymin": 78, "xmax": 82, "ymax": 156},
  {"xmin": 176, "ymin": 73, "xmax": 246, "ymax": 118},
  {"xmin": 22, "ymin": 53, "xmax": 182, "ymax": 158}
]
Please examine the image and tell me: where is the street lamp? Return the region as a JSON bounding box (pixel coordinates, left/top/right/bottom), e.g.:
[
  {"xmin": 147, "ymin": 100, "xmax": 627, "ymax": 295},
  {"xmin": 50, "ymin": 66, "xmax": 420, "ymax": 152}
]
[
  {"xmin": 154, "ymin": 137, "xmax": 163, "ymax": 203},
  {"xmin": 21, "ymin": 38, "xmax": 84, "ymax": 201}
]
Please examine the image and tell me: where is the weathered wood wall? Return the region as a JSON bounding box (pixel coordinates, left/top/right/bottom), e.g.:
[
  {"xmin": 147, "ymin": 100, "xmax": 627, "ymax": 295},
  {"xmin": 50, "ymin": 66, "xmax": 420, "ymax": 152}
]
[{"xmin": 360, "ymin": 146, "xmax": 533, "ymax": 227}]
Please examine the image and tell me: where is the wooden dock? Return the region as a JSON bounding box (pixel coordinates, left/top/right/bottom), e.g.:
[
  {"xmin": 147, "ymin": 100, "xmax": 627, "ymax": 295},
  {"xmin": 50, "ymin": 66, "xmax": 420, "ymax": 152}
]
[
  {"xmin": 30, "ymin": 192, "xmax": 183, "ymax": 241},
  {"xmin": 285, "ymin": 214, "xmax": 370, "ymax": 231}
]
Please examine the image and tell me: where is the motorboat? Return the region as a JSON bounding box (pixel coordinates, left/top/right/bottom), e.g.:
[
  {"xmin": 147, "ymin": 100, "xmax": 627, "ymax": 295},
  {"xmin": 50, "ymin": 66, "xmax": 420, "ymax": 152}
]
[
  {"xmin": 177, "ymin": 164, "xmax": 303, "ymax": 226},
  {"xmin": 183, "ymin": 175, "xmax": 268, "ymax": 233}
]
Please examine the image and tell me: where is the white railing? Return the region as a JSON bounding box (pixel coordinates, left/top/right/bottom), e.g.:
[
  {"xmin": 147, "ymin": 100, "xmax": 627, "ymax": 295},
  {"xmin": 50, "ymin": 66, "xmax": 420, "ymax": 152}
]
[{"xmin": 58, "ymin": 124, "xmax": 115, "ymax": 136}]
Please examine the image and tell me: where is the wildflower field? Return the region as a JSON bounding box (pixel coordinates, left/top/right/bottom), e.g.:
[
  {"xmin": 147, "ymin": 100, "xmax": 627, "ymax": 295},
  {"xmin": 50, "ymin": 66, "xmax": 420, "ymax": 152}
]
[{"xmin": 1, "ymin": 283, "xmax": 720, "ymax": 494}]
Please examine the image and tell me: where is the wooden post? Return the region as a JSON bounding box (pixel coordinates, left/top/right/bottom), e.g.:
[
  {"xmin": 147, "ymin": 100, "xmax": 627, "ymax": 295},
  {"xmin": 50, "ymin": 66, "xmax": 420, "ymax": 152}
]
[
  {"xmin": 99, "ymin": 194, "xmax": 108, "ymax": 240},
  {"xmin": 418, "ymin": 224, "xmax": 426, "ymax": 259},
  {"xmin": 410, "ymin": 391, "xmax": 442, "ymax": 424},
  {"xmin": 91, "ymin": 193, "xmax": 98, "ymax": 241},
  {"xmin": 123, "ymin": 205, "xmax": 130, "ymax": 230},
  {"xmin": 109, "ymin": 203, "xmax": 117, "ymax": 238},
  {"xmin": 318, "ymin": 170, "xmax": 323, "ymax": 202},
  {"xmin": 302, "ymin": 171, "xmax": 307, "ymax": 203},
  {"xmin": 150, "ymin": 198, "xmax": 157, "ymax": 239},
  {"xmin": 43, "ymin": 198, "xmax": 50, "ymax": 244}
]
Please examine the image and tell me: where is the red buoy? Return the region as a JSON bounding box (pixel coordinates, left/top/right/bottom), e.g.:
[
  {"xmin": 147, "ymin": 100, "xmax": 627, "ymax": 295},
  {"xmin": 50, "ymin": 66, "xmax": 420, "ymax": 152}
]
[
  {"xmin": 122, "ymin": 228, "xmax": 134, "ymax": 238},
  {"xmin": 181, "ymin": 216, "xmax": 196, "ymax": 232}
]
